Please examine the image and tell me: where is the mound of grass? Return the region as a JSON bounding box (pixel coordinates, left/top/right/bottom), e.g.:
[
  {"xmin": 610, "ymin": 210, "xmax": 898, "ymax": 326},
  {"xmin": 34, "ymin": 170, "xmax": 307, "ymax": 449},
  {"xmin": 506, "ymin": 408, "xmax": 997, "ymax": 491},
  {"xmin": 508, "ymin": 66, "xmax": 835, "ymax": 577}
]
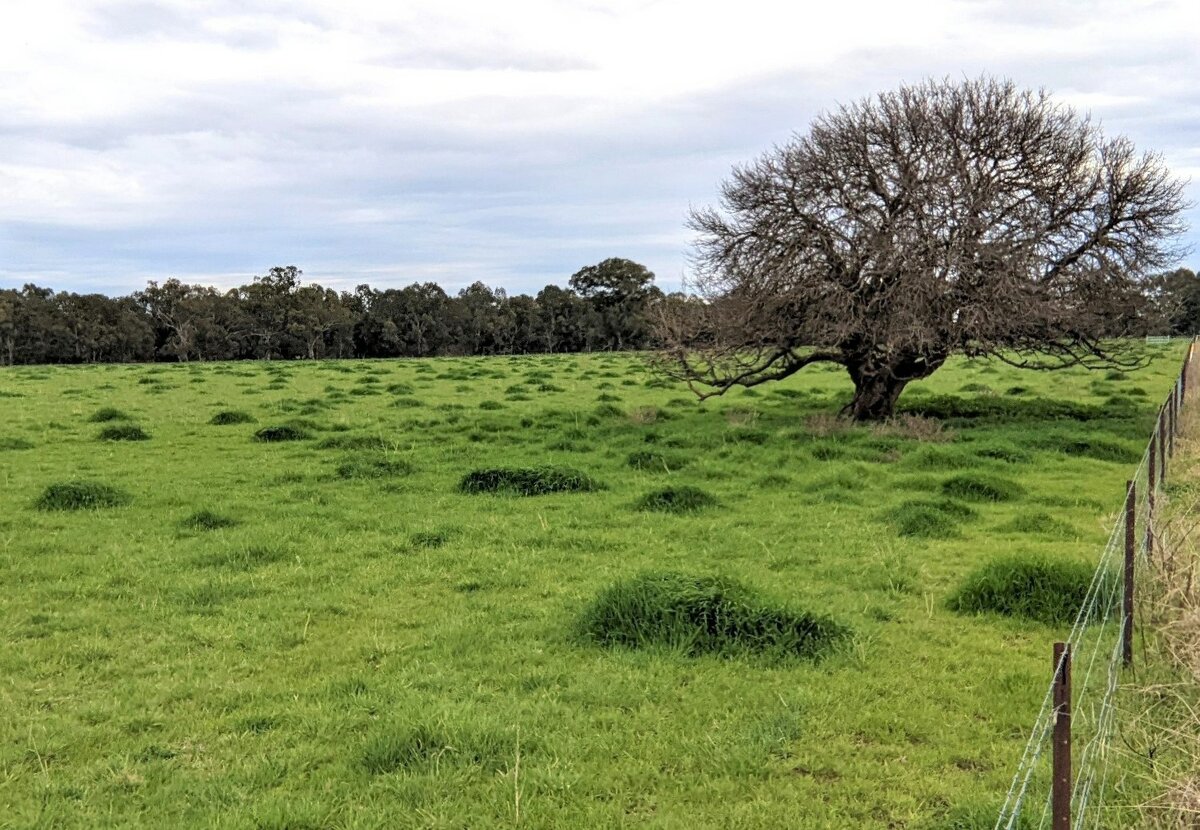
[
  {"xmin": 409, "ymin": 530, "xmax": 452, "ymax": 549},
  {"xmin": 626, "ymin": 450, "xmax": 687, "ymax": 472},
  {"xmin": 635, "ymin": 485, "xmax": 719, "ymax": 513},
  {"xmin": 0, "ymin": 437, "xmax": 34, "ymax": 451},
  {"xmin": 884, "ymin": 499, "xmax": 976, "ymax": 538},
  {"xmin": 941, "ymin": 474, "xmax": 1024, "ymax": 502},
  {"xmin": 575, "ymin": 572, "xmax": 850, "ymax": 660},
  {"xmin": 972, "ymin": 442, "xmax": 1033, "ymax": 464},
  {"xmin": 459, "ymin": 466, "xmax": 601, "ymax": 496},
  {"xmin": 316, "ymin": 434, "xmax": 388, "ymax": 450},
  {"xmin": 947, "ymin": 554, "xmax": 1113, "ymax": 625},
  {"xmin": 88, "ymin": 407, "xmax": 130, "ymax": 422},
  {"xmin": 361, "ymin": 723, "xmax": 510, "ymax": 775},
  {"xmin": 36, "ymin": 481, "xmax": 131, "ymax": 511},
  {"xmin": 97, "ymin": 424, "xmax": 150, "ymax": 441},
  {"xmin": 209, "ymin": 410, "xmax": 256, "ymax": 425},
  {"xmin": 180, "ymin": 509, "xmax": 239, "ymax": 531},
  {"xmin": 1054, "ymin": 437, "xmax": 1141, "ymax": 464},
  {"xmin": 254, "ymin": 425, "xmax": 312, "ymax": 442},
  {"xmin": 335, "ymin": 455, "xmax": 415, "ymax": 479},
  {"xmin": 999, "ymin": 512, "xmax": 1076, "ymax": 537}
]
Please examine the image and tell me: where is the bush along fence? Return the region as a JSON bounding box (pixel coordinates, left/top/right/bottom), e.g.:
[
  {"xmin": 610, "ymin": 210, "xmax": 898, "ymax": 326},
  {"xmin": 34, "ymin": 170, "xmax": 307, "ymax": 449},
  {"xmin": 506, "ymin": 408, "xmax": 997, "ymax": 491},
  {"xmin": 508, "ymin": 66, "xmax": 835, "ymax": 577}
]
[{"xmin": 994, "ymin": 340, "xmax": 1196, "ymax": 830}]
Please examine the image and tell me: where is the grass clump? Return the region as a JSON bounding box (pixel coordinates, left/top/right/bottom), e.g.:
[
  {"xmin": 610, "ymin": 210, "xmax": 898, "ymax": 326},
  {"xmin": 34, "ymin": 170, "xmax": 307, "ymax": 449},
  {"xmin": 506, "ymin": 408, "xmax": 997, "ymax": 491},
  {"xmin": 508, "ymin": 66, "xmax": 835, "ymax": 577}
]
[
  {"xmin": 0, "ymin": 437, "xmax": 34, "ymax": 451},
  {"xmin": 361, "ymin": 723, "xmax": 510, "ymax": 775},
  {"xmin": 999, "ymin": 511, "xmax": 1076, "ymax": 537},
  {"xmin": 635, "ymin": 485, "xmax": 719, "ymax": 513},
  {"xmin": 627, "ymin": 450, "xmax": 687, "ymax": 472},
  {"xmin": 941, "ymin": 473, "xmax": 1024, "ymax": 502},
  {"xmin": 254, "ymin": 425, "xmax": 312, "ymax": 442},
  {"xmin": 335, "ymin": 455, "xmax": 415, "ymax": 479},
  {"xmin": 575, "ymin": 572, "xmax": 850, "ymax": 660},
  {"xmin": 88, "ymin": 407, "xmax": 130, "ymax": 423},
  {"xmin": 97, "ymin": 424, "xmax": 150, "ymax": 441},
  {"xmin": 209, "ymin": 410, "xmax": 256, "ymax": 425},
  {"xmin": 459, "ymin": 467, "xmax": 600, "ymax": 496},
  {"xmin": 36, "ymin": 481, "xmax": 132, "ymax": 511},
  {"xmin": 180, "ymin": 510, "xmax": 239, "ymax": 530},
  {"xmin": 884, "ymin": 499, "xmax": 976, "ymax": 538},
  {"xmin": 1055, "ymin": 437, "xmax": 1141, "ymax": 464},
  {"xmin": 947, "ymin": 554, "xmax": 1112, "ymax": 625}
]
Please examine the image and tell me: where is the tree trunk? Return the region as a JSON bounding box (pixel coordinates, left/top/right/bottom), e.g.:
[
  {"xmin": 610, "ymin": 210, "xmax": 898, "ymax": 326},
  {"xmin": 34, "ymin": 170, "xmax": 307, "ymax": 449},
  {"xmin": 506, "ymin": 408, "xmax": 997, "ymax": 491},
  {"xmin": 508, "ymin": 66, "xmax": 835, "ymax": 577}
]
[
  {"xmin": 845, "ymin": 370, "xmax": 910, "ymax": 421},
  {"xmin": 843, "ymin": 352, "xmax": 947, "ymax": 421}
]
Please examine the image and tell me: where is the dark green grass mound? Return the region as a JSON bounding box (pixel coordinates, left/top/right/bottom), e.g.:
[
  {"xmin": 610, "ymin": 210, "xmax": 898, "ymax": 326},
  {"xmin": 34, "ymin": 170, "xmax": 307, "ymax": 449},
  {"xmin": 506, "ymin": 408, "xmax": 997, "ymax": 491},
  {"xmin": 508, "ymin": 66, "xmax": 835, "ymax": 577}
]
[
  {"xmin": 361, "ymin": 723, "xmax": 511, "ymax": 774},
  {"xmin": 97, "ymin": 424, "xmax": 150, "ymax": 441},
  {"xmin": 941, "ymin": 473, "xmax": 1024, "ymax": 502},
  {"xmin": 947, "ymin": 554, "xmax": 1113, "ymax": 625},
  {"xmin": 459, "ymin": 466, "xmax": 600, "ymax": 495},
  {"xmin": 88, "ymin": 407, "xmax": 130, "ymax": 422},
  {"xmin": 627, "ymin": 450, "xmax": 688, "ymax": 472},
  {"xmin": 180, "ymin": 509, "xmax": 239, "ymax": 531},
  {"xmin": 36, "ymin": 481, "xmax": 132, "ymax": 511},
  {"xmin": 884, "ymin": 499, "xmax": 975, "ymax": 538},
  {"xmin": 335, "ymin": 455, "xmax": 415, "ymax": 479},
  {"xmin": 209, "ymin": 410, "xmax": 256, "ymax": 425},
  {"xmin": 999, "ymin": 511, "xmax": 1076, "ymax": 537},
  {"xmin": 0, "ymin": 437, "xmax": 34, "ymax": 451},
  {"xmin": 254, "ymin": 425, "xmax": 312, "ymax": 442},
  {"xmin": 576, "ymin": 572, "xmax": 850, "ymax": 660},
  {"xmin": 636, "ymin": 486, "xmax": 719, "ymax": 513}
]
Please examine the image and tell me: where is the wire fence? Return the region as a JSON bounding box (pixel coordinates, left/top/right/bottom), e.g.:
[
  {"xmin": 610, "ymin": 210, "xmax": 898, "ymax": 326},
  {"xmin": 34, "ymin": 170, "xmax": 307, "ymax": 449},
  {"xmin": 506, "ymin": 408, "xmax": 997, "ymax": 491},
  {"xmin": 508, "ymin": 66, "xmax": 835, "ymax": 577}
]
[{"xmin": 994, "ymin": 341, "xmax": 1195, "ymax": 830}]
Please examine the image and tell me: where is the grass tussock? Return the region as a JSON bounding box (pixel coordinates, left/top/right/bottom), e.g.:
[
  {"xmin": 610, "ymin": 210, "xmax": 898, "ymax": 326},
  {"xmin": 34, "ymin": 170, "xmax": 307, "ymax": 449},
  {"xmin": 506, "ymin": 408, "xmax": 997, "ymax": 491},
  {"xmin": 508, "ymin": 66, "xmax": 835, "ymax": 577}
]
[
  {"xmin": 0, "ymin": 437, "xmax": 34, "ymax": 451},
  {"xmin": 209, "ymin": 410, "xmax": 256, "ymax": 425},
  {"xmin": 97, "ymin": 424, "xmax": 151, "ymax": 441},
  {"xmin": 180, "ymin": 509, "xmax": 239, "ymax": 531},
  {"xmin": 635, "ymin": 485, "xmax": 719, "ymax": 513},
  {"xmin": 88, "ymin": 407, "xmax": 130, "ymax": 422},
  {"xmin": 335, "ymin": 455, "xmax": 415, "ymax": 479},
  {"xmin": 626, "ymin": 450, "xmax": 687, "ymax": 472},
  {"xmin": 459, "ymin": 466, "xmax": 601, "ymax": 496},
  {"xmin": 361, "ymin": 723, "xmax": 511, "ymax": 774},
  {"xmin": 941, "ymin": 473, "xmax": 1025, "ymax": 502},
  {"xmin": 575, "ymin": 571, "xmax": 850, "ymax": 660},
  {"xmin": 884, "ymin": 499, "xmax": 976, "ymax": 538},
  {"xmin": 36, "ymin": 481, "xmax": 132, "ymax": 511},
  {"xmin": 947, "ymin": 554, "xmax": 1112, "ymax": 625},
  {"xmin": 254, "ymin": 425, "xmax": 312, "ymax": 442}
]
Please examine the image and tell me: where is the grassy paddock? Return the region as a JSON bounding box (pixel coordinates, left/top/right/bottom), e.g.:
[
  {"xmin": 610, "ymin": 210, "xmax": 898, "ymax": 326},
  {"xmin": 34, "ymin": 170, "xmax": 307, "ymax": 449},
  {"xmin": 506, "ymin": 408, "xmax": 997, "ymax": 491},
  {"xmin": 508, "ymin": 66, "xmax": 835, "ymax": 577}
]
[{"xmin": 0, "ymin": 346, "xmax": 1184, "ymax": 828}]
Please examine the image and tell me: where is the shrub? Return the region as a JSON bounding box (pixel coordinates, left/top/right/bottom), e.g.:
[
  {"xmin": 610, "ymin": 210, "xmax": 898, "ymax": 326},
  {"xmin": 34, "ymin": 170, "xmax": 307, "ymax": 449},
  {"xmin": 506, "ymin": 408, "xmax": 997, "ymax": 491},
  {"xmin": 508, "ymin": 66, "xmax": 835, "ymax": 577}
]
[
  {"xmin": 181, "ymin": 510, "xmax": 239, "ymax": 530},
  {"xmin": 459, "ymin": 467, "xmax": 601, "ymax": 495},
  {"xmin": 941, "ymin": 474, "xmax": 1024, "ymax": 502},
  {"xmin": 36, "ymin": 481, "xmax": 131, "ymax": 510},
  {"xmin": 97, "ymin": 424, "xmax": 150, "ymax": 441},
  {"xmin": 884, "ymin": 499, "xmax": 976, "ymax": 538},
  {"xmin": 209, "ymin": 410, "xmax": 256, "ymax": 425},
  {"xmin": 335, "ymin": 455, "xmax": 415, "ymax": 479},
  {"xmin": 635, "ymin": 486, "xmax": 718, "ymax": 513},
  {"xmin": 88, "ymin": 407, "xmax": 130, "ymax": 422},
  {"xmin": 947, "ymin": 554, "xmax": 1113, "ymax": 625},
  {"xmin": 254, "ymin": 425, "xmax": 311, "ymax": 442},
  {"xmin": 574, "ymin": 572, "xmax": 850, "ymax": 660},
  {"xmin": 361, "ymin": 723, "xmax": 510, "ymax": 774}
]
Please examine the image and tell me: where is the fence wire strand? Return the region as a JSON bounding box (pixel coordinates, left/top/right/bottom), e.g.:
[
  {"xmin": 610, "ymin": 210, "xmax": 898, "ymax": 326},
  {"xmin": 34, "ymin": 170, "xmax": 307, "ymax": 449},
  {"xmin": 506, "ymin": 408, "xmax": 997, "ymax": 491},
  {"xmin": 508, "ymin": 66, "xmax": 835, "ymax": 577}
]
[{"xmin": 995, "ymin": 346, "xmax": 1192, "ymax": 830}]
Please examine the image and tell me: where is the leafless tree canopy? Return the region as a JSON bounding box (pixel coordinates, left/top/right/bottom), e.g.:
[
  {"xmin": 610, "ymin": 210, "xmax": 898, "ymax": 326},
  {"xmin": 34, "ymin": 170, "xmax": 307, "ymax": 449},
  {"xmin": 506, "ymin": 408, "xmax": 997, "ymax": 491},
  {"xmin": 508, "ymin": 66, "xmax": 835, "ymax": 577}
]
[{"xmin": 657, "ymin": 77, "xmax": 1189, "ymax": 420}]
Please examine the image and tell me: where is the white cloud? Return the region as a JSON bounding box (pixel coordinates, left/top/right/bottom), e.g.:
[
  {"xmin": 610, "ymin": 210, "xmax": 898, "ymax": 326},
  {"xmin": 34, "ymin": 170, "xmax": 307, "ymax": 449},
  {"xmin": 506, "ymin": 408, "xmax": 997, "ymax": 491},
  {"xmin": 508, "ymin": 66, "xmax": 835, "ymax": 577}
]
[{"xmin": 0, "ymin": 0, "xmax": 1197, "ymax": 294}]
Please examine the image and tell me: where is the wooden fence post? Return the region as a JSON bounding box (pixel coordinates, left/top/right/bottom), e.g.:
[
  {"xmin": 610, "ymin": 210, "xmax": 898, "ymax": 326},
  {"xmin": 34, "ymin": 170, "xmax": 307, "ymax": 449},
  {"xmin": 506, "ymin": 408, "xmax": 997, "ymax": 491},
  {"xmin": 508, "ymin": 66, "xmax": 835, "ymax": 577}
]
[
  {"xmin": 1052, "ymin": 642, "xmax": 1072, "ymax": 830},
  {"xmin": 1124, "ymin": 480, "xmax": 1135, "ymax": 668},
  {"xmin": 1147, "ymin": 434, "xmax": 1156, "ymax": 562},
  {"xmin": 1160, "ymin": 405, "xmax": 1168, "ymax": 479}
]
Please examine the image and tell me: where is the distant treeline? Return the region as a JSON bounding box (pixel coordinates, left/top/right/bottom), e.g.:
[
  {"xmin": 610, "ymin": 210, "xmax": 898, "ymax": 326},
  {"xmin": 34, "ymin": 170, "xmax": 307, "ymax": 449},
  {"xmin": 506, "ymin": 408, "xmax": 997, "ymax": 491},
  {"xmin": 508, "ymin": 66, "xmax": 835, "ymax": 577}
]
[
  {"xmin": 0, "ymin": 259, "xmax": 701, "ymax": 366},
  {"xmin": 1, "ymin": 262, "xmax": 1197, "ymax": 367}
]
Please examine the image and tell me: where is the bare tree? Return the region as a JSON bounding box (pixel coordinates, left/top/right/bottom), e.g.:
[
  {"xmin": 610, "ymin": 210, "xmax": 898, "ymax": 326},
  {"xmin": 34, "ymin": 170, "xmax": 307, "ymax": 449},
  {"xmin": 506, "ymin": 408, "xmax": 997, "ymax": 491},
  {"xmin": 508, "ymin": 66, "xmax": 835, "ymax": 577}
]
[{"xmin": 658, "ymin": 77, "xmax": 1189, "ymax": 420}]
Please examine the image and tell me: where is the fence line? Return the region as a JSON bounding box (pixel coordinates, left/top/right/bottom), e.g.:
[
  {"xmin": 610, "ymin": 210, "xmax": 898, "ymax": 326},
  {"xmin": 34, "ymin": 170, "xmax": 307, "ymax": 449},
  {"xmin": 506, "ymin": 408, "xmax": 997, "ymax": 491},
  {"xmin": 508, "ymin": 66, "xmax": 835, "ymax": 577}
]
[{"xmin": 995, "ymin": 340, "xmax": 1196, "ymax": 830}]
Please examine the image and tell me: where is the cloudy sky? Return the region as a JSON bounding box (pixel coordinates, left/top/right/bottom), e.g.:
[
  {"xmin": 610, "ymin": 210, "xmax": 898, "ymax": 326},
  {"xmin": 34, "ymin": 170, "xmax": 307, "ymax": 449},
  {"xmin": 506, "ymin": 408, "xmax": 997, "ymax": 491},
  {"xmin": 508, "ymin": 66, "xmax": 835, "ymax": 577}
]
[{"xmin": 1, "ymin": 0, "xmax": 1197, "ymax": 296}]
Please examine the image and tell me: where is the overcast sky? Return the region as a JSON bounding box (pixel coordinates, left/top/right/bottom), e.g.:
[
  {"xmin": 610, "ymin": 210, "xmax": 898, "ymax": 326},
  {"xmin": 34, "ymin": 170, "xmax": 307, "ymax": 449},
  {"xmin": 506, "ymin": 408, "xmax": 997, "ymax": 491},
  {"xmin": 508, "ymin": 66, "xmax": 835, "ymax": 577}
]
[{"xmin": 1, "ymin": 0, "xmax": 1197, "ymax": 297}]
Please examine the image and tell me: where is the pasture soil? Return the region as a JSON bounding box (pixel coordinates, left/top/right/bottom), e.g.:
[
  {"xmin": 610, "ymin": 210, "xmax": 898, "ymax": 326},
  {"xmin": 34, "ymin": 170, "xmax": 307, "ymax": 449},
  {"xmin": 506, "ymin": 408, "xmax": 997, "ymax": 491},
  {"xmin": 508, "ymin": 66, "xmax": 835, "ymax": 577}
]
[{"xmin": 0, "ymin": 348, "xmax": 1185, "ymax": 828}]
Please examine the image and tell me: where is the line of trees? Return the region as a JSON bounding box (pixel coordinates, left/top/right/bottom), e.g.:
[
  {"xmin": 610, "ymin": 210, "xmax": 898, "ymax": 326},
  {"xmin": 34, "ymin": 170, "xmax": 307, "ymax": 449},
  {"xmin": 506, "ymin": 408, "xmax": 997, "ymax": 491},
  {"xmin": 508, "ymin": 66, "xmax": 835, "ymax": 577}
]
[{"xmin": 0, "ymin": 259, "xmax": 698, "ymax": 365}]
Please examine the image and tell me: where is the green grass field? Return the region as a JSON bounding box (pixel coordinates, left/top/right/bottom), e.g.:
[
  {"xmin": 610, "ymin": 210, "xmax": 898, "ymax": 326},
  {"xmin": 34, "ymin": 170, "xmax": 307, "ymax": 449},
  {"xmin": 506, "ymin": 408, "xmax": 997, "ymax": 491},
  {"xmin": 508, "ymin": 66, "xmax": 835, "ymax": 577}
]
[{"xmin": 0, "ymin": 347, "xmax": 1185, "ymax": 829}]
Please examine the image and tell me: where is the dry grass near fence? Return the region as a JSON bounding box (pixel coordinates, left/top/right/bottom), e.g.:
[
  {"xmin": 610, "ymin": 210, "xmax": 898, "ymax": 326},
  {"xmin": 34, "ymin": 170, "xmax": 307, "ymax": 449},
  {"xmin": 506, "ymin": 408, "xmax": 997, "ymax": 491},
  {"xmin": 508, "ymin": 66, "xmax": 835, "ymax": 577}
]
[{"xmin": 1128, "ymin": 401, "xmax": 1200, "ymax": 828}]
